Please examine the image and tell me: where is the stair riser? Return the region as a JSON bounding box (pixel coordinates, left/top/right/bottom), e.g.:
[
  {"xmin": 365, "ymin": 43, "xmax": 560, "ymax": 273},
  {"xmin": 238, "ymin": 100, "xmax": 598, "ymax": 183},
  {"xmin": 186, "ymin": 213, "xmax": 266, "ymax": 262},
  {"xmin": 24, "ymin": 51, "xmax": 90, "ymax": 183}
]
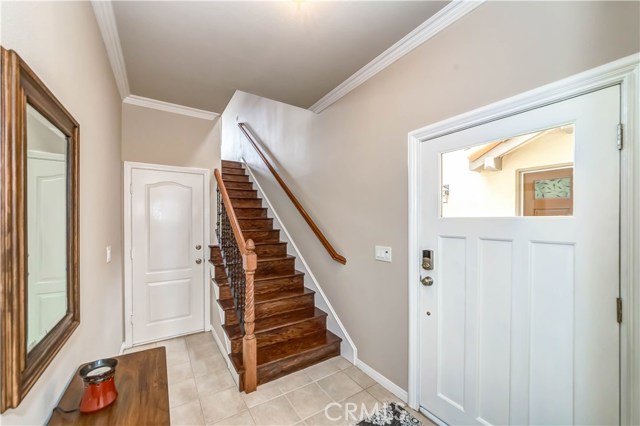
[
  {"xmin": 209, "ymin": 246, "xmax": 223, "ymax": 265},
  {"xmin": 221, "ymin": 167, "xmax": 246, "ymax": 176},
  {"xmin": 221, "ymin": 160, "xmax": 244, "ymax": 169},
  {"xmin": 238, "ymin": 218, "xmax": 273, "ymax": 231},
  {"xmin": 254, "ymin": 275, "xmax": 304, "ymax": 295},
  {"xmin": 230, "ymin": 315, "xmax": 327, "ymax": 353},
  {"xmin": 233, "ymin": 208, "xmax": 267, "ymax": 218},
  {"xmin": 254, "ymin": 243, "xmax": 287, "ymax": 258},
  {"xmin": 256, "ymin": 258, "xmax": 296, "ymax": 277},
  {"xmin": 231, "ymin": 198, "xmax": 263, "ymax": 208},
  {"xmin": 243, "ymin": 230, "xmax": 280, "ymax": 242},
  {"xmin": 256, "ymin": 339, "xmax": 340, "ymax": 386},
  {"xmin": 256, "ymin": 293, "xmax": 314, "ymax": 319},
  {"xmin": 224, "ymin": 308, "xmax": 239, "ymax": 326},
  {"xmin": 214, "ymin": 265, "xmax": 227, "ymax": 283},
  {"xmin": 222, "ymin": 174, "xmax": 250, "ymax": 182},
  {"xmin": 224, "ymin": 181, "xmax": 254, "ymax": 190},
  {"xmin": 227, "ymin": 189, "xmax": 257, "ymax": 199}
]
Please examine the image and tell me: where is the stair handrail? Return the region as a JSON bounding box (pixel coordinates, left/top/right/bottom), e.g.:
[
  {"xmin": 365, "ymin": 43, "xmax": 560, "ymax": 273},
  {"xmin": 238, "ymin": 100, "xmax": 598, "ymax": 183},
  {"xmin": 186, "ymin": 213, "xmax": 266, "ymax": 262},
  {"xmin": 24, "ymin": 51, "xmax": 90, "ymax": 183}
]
[
  {"xmin": 214, "ymin": 168, "xmax": 257, "ymax": 393},
  {"xmin": 238, "ymin": 122, "xmax": 347, "ymax": 265}
]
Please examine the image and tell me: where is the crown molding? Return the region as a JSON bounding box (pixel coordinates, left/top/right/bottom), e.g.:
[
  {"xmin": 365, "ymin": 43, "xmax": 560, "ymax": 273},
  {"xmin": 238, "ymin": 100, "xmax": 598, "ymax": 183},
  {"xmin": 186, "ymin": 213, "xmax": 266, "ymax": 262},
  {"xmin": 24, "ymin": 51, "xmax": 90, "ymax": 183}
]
[
  {"xmin": 308, "ymin": 0, "xmax": 485, "ymax": 113},
  {"xmin": 91, "ymin": 0, "xmax": 130, "ymax": 100},
  {"xmin": 123, "ymin": 95, "xmax": 219, "ymax": 120}
]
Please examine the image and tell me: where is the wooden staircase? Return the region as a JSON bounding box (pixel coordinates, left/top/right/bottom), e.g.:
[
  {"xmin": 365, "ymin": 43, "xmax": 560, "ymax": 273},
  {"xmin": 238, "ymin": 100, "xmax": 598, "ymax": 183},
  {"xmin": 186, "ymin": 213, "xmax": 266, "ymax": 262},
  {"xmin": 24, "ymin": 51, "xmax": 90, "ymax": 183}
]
[{"xmin": 210, "ymin": 160, "xmax": 341, "ymax": 391}]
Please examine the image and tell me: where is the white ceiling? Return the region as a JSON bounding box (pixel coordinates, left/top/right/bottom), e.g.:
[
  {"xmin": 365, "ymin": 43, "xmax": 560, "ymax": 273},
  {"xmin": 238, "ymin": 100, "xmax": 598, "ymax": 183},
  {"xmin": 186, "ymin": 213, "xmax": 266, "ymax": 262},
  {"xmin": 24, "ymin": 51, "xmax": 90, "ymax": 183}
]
[{"xmin": 112, "ymin": 1, "xmax": 448, "ymax": 113}]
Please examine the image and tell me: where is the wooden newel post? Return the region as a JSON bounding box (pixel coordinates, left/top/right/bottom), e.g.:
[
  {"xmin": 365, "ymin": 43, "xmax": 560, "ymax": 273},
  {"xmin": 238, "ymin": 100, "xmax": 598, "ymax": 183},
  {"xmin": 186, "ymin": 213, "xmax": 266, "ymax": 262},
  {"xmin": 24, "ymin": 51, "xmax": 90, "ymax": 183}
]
[{"xmin": 242, "ymin": 239, "xmax": 258, "ymax": 393}]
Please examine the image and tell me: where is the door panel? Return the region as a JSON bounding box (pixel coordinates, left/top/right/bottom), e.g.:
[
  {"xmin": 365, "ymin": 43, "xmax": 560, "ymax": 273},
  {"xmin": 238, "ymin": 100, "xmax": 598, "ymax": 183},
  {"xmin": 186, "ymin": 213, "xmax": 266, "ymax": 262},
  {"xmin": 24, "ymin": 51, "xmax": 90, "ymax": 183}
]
[
  {"xmin": 131, "ymin": 168, "xmax": 205, "ymax": 344},
  {"xmin": 419, "ymin": 86, "xmax": 620, "ymax": 425}
]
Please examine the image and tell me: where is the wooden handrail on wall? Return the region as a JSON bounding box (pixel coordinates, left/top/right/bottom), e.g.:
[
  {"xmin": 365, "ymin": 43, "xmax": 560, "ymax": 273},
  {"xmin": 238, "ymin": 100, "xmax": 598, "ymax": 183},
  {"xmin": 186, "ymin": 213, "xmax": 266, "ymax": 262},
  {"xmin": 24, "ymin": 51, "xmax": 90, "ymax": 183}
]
[
  {"xmin": 237, "ymin": 123, "xmax": 347, "ymax": 265},
  {"xmin": 214, "ymin": 169, "xmax": 257, "ymax": 393}
]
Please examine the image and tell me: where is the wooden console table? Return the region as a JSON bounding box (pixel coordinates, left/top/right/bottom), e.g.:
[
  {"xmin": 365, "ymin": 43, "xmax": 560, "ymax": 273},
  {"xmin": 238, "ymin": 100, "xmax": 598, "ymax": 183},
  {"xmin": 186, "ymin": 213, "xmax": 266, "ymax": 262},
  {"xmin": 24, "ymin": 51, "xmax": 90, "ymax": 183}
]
[{"xmin": 48, "ymin": 347, "xmax": 170, "ymax": 425}]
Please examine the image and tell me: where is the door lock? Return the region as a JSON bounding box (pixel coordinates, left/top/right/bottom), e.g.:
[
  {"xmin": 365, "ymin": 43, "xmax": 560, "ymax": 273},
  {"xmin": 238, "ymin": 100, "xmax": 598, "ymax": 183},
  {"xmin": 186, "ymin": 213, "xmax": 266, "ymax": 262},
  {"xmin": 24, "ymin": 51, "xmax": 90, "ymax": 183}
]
[
  {"xmin": 195, "ymin": 244, "xmax": 202, "ymax": 250},
  {"xmin": 195, "ymin": 258, "xmax": 202, "ymax": 264},
  {"xmin": 422, "ymin": 250, "xmax": 434, "ymax": 270},
  {"xmin": 421, "ymin": 276, "xmax": 434, "ymax": 286}
]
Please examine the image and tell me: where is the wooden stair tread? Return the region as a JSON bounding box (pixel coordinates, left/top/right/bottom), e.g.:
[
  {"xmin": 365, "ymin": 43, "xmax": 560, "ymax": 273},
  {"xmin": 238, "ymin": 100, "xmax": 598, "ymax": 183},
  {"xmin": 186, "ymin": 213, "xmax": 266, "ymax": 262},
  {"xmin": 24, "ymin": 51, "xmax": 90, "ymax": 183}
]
[
  {"xmin": 219, "ymin": 288, "xmax": 314, "ymax": 310},
  {"xmin": 224, "ymin": 307, "xmax": 326, "ymax": 340},
  {"xmin": 213, "ymin": 270, "xmax": 305, "ymax": 288},
  {"xmin": 231, "ymin": 331, "xmax": 341, "ymax": 371}
]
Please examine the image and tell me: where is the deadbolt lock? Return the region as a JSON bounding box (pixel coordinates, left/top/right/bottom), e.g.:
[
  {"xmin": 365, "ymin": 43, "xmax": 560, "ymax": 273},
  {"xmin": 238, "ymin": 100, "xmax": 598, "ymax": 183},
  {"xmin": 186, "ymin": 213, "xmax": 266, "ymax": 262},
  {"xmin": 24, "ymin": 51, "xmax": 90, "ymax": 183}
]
[
  {"xmin": 422, "ymin": 249, "xmax": 434, "ymax": 270},
  {"xmin": 196, "ymin": 244, "xmax": 202, "ymax": 250},
  {"xmin": 421, "ymin": 276, "xmax": 434, "ymax": 286},
  {"xmin": 195, "ymin": 258, "xmax": 202, "ymax": 264}
]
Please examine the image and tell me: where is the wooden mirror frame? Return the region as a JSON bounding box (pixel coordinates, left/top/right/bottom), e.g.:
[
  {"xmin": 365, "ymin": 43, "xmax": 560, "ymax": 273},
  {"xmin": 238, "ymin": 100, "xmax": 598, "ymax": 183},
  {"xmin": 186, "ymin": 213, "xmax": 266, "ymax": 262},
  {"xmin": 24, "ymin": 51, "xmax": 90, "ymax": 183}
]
[{"xmin": 0, "ymin": 48, "xmax": 80, "ymax": 412}]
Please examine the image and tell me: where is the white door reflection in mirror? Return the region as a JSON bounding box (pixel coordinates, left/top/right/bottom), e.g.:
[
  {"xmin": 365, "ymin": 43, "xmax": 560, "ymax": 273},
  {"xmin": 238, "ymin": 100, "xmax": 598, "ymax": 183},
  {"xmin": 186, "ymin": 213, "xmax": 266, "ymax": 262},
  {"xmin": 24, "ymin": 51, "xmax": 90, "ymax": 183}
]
[{"xmin": 26, "ymin": 105, "xmax": 68, "ymax": 352}]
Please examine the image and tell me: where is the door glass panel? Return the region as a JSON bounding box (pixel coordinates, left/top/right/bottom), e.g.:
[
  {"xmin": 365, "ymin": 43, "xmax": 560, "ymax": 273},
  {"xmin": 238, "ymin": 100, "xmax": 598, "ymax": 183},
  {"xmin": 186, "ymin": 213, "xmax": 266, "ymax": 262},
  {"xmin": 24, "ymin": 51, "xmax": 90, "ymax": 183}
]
[{"xmin": 440, "ymin": 124, "xmax": 574, "ymax": 217}]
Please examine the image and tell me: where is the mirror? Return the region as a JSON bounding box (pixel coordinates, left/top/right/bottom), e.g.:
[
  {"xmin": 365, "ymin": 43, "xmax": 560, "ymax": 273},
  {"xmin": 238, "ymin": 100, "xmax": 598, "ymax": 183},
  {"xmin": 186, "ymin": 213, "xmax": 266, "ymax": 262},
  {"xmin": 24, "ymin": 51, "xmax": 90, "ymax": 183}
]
[
  {"xmin": 1, "ymin": 48, "xmax": 80, "ymax": 412},
  {"xmin": 26, "ymin": 105, "xmax": 69, "ymax": 352}
]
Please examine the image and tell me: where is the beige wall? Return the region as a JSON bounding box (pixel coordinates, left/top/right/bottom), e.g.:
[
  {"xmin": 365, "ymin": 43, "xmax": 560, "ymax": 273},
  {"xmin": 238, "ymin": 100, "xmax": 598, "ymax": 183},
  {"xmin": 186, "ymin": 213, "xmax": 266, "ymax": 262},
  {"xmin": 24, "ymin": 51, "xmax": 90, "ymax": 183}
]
[
  {"xmin": 222, "ymin": 1, "xmax": 640, "ymax": 390},
  {"xmin": 121, "ymin": 103, "xmax": 224, "ymax": 344},
  {"xmin": 1, "ymin": 2, "xmax": 123, "ymax": 424}
]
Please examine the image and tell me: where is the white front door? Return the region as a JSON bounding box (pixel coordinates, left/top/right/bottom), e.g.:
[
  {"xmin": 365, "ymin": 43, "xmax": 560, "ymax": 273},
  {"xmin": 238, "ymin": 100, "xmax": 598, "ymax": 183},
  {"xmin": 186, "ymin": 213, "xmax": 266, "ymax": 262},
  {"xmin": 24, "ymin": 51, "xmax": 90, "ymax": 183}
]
[
  {"xmin": 419, "ymin": 86, "xmax": 620, "ymax": 425},
  {"xmin": 131, "ymin": 167, "xmax": 205, "ymax": 344}
]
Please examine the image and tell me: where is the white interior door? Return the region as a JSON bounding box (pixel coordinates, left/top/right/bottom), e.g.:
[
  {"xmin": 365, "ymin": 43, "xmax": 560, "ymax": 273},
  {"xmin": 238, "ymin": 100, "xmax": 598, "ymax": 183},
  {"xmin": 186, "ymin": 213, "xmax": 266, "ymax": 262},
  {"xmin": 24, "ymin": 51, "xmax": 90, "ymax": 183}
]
[
  {"xmin": 131, "ymin": 167, "xmax": 205, "ymax": 344},
  {"xmin": 27, "ymin": 152, "xmax": 67, "ymax": 351},
  {"xmin": 419, "ymin": 86, "xmax": 621, "ymax": 425}
]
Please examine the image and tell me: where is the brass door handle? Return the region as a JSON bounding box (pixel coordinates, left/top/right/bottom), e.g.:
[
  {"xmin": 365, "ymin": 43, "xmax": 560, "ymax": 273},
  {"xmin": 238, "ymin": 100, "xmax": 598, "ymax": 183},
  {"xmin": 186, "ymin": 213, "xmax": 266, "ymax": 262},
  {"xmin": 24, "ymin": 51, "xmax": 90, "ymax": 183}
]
[{"xmin": 421, "ymin": 276, "xmax": 433, "ymax": 286}]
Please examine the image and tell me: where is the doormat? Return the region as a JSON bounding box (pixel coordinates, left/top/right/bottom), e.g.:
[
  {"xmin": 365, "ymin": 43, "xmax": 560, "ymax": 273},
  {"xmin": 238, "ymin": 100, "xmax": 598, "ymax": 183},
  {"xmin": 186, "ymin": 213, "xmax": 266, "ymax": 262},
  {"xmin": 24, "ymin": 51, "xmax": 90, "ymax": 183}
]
[{"xmin": 355, "ymin": 402, "xmax": 423, "ymax": 426}]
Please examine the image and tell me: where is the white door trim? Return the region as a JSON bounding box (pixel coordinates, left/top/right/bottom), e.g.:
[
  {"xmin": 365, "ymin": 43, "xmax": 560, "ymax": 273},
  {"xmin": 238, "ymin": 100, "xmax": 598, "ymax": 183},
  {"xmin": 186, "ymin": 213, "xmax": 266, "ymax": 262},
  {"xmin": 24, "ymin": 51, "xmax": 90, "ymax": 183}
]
[
  {"xmin": 407, "ymin": 53, "xmax": 640, "ymax": 425},
  {"xmin": 123, "ymin": 161, "xmax": 211, "ymax": 349}
]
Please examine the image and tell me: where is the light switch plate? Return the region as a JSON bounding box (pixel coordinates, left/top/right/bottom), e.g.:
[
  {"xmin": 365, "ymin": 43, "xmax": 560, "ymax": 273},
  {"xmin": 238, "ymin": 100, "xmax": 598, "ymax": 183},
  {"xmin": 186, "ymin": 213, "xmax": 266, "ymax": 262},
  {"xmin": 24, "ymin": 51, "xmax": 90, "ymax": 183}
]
[
  {"xmin": 106, "ymin": 245, "xmax": 112, "ymax": 263},
  {"xmin": 375, "ymin": 245, "xmax": 392, "ymax": 262}
]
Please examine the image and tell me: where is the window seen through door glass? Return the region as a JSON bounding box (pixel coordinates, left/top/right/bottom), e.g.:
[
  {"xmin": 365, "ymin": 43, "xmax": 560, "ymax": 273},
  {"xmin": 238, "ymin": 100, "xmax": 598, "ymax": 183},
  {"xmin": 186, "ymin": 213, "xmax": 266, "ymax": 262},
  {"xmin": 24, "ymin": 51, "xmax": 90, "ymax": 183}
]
[{"xmin": 440, "ymin": 124, "xmax": 575, "ymax": 217}]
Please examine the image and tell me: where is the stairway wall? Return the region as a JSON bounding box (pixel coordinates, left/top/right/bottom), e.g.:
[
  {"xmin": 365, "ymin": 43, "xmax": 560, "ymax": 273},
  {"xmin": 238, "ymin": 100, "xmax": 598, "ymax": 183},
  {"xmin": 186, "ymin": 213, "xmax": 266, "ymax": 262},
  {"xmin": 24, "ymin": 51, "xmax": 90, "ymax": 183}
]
[
  {"xmin": 221, "ymin": 0, "xmax": 640, "ymax": 393},
  {"xmin": 0, "ymin": 2, "xmax": 123, "ymax": 424}
]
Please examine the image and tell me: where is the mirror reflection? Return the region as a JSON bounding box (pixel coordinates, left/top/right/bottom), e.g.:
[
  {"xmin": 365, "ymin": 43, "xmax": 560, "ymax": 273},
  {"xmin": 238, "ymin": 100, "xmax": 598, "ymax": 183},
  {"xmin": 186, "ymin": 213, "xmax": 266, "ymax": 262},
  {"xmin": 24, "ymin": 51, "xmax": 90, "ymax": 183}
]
[{"xmin": 26, "ymin": 104, "xmax": 68, "ymax": 352}]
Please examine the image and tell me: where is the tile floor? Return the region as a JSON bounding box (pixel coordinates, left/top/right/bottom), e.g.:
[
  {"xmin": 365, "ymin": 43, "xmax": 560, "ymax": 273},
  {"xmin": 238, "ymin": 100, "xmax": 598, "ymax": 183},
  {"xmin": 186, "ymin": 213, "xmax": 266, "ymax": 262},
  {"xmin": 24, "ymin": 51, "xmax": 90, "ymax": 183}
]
[{"xmin": 124, "ymin": 332, "xmax": 434, "ymax": 426}]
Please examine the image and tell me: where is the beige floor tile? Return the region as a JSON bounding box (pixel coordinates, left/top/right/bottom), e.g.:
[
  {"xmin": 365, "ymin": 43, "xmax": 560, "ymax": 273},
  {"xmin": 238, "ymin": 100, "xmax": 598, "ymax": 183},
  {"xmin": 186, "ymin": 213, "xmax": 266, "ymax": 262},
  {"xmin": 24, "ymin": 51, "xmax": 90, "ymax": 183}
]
[
  {"xmin": 123, "ymin": 342, "xmax": 156, "ymax": 354},
  {"xmin": 186, "ymin": 331, "xmax": 215, "ymax": 348},
  {"xmin": 191, "ymin": 353, "xmax": 229, "ymax": 377},
  {"xmin": 250, "ymin": 395, "xmax": 301, "ymax": 426},
  {"xmin": 241, "ymin": 380, "xmax": 282, "ymax": 408},
  {"xmin": 167, "ymin": 346, "xmax": 191, "ymax": 365},
  {"xmin": 200, "ymin": 388, "xmax": 248, "ymax": 424},
  {"xmin": 317, "ymin": 372, "xmax": 363, "ymax": 402},
  {"xmin": 326, "ymin": 356, "xmax": 352, "ymax": 371},
  {"xmin": 303, "ymin": 406, "xmax": 348, "ymax": 426},
  {"xmin": 274, "ymin": 370, "xmax": 313, "ymax": 394},
  {"xmin": 195, "ymin": 369, "xmax": 236, "ymax": 394},
  {"xmin": 366, "ymin": 384, "xmax": 403, "ymax": 404},
  {"xmin": 342, "ymin": 366, "xmax": 376, "ymax": 389},
  {"xmin": 210, "ymin": 410, "xmax": 256, "ymax": 426},
  {"xmin": 304, "ymin": 359, "xmax": 341, "ymax": 381},
  {"xmin": 169, "ymin": 362, "xmax": 195, "ymax": 385},
  {"xmin": 171, "ymin": 399, "xmax": 205, "ymax": 425},
  {"xmin": 169, "ymin": 377, "xmax": 199, "ymax": 408},
  {"xmin": 158, "ymin": 336, "xmax": 188, "ymax": 353},
  {"xmin": 338, "ymin": 391, "xmax": 381, "ymax": 423},
  {"xmin": 285, "ymin": 383, "xmax": 333, "ymax": 420},
  {"xmin": 190, "ymin": 344, "xmax": 224, "ymax": 362}
]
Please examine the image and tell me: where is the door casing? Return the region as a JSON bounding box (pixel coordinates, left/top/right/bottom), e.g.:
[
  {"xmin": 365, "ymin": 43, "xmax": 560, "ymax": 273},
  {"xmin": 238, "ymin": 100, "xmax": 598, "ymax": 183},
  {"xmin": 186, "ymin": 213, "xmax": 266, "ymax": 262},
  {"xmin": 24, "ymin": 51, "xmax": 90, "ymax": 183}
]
[
  {"xmin": 407, "ymin": 53, "xmax": 640, "ymax": 426},
  {"xmin": 123, "ymin": 161, "xmax": 211, "ymax": 349}
]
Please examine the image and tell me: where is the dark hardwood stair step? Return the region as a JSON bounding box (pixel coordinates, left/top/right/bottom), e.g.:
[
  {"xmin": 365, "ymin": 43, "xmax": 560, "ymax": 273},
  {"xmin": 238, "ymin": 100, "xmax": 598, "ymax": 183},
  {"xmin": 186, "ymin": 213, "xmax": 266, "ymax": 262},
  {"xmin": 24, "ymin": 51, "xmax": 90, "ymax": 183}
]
[
  {"xmin": 253, "ymin": 241, "xmax": 287, "ymax": 258},
  {"xmin": 221, "ymin": 160, "xmax": 244, "ymax": 169},
  {"xmin": 233, "ymin": 207, "xmax": 268, "ymax": 218},
  {"xmin": 218, "ymin": 288, "xmax": 315, "ymax": 319},
  {"xmin": 224, "ymin": 181, "xmax": 254, "ymax": 190},
  {"xmin": 231, "ymin": 331, "xmax": 341, "ymax": 387},
  {"xmin": 230, "ymin": 198, "xmax": 263, "ymax": 208},
  {"xmin": 222, "ymin": 167, "xmax": 247, "ymax": 176},
  {"xmin": 225, "ymin": 307, "xmax": 328, "ymax": 352},
  {"xmin": 238, "ymin": 217, "xmax": 273, "ymax": 231},
  {"xmin": 255, "ymin": 255, "xmax": 295, "ymax": 277},
  {"xmin": 222, "ymin": 174, "xmax": 250, "ymax": 183},
  {"xmin": 227, "ymin": 189, "xmax": 257, "ymax": 199},
  {"xmin": 214, "ymin": 270, "xmax": 305, "ymax": 294},
  {"xmin": 243, "ymin": 229, "xmax": 279, "ymax": 242}
]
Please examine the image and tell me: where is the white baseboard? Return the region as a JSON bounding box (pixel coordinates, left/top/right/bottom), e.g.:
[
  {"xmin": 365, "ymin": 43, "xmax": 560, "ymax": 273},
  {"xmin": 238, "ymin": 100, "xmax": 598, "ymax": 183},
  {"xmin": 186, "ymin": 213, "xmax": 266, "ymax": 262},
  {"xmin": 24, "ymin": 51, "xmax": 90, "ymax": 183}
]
[
  {"xmin": 119, "ymin": 341, "xmax": 126, "ymax": 355},
  {"xmin": 355, "ymin": 359, "xmax": 408, "ymax": 403},
  {"xmin": 210, "ymin": 328, "xmax": 227, "ymax": 358}
]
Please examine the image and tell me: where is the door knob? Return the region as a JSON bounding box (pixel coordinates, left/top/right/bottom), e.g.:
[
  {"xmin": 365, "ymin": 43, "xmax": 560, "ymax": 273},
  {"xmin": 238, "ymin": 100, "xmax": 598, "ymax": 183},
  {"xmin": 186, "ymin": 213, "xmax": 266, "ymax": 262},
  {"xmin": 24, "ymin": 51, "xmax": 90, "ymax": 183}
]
[
  {"xmin": 421, "ymin": 276, "xmax": 434, "ymax": 286},
  {"xmin": 196, "ymin": 244, "xmax": 202, "ymax": 250},
  {"xmin": 195, "ymin": 258, "xmax": 202, "ymax": 264}
]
